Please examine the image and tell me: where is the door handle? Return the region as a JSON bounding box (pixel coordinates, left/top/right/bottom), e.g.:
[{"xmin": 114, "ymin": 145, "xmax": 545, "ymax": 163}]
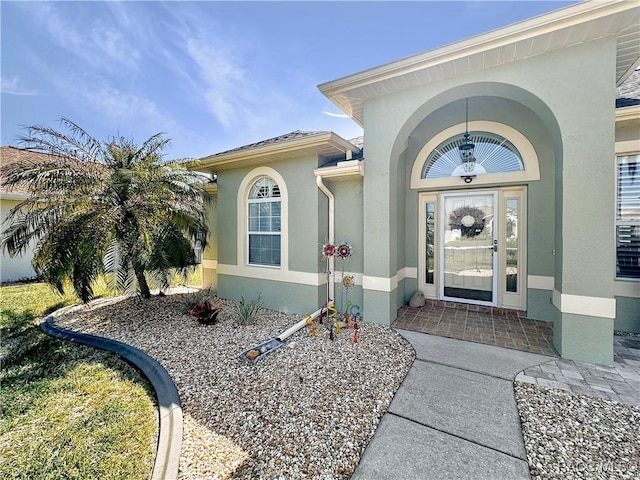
[{"xmin": 493, "ymin": 240, "xmax": 498, "ymax": 252}]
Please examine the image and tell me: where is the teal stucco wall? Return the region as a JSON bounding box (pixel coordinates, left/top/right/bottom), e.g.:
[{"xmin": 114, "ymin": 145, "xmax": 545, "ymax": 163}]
[
  {"xmin": 214, "ymin": 154, "xmax": 330, "ymax": 314},
  {"xmin": 359, "ymin": 35, "xmax": 618, "ymax": 364}
]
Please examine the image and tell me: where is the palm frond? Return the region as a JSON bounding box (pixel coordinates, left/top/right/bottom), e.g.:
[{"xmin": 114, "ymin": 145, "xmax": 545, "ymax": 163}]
[
  {"xmin": 4, "ymin": 119, "xmax": 210, "ymax": 302},
  {"xmin": 17, "ymin": 118, "xmax": 106, "ymax": 165},
  {"xmin": 31, "ymin": 212, "xmax": 110, "ymax": 302}
]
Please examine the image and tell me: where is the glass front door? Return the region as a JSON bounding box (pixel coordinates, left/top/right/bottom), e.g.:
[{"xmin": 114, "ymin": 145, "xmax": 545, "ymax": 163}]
[{"xmin": 440, "ymin": 192, "xmax": 497, "ymax": 305}]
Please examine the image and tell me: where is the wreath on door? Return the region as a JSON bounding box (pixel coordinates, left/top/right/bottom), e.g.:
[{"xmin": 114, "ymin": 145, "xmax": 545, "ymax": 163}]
[{"xmin": 449, "ymin": 206, "xmax": 486, "ymax": 238}]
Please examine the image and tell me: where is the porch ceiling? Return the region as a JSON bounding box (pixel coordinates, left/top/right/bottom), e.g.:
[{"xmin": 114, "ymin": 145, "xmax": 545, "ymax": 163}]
[{"xmin": 319, "ymin": 0, "xmax": 640, "ymax": 126}]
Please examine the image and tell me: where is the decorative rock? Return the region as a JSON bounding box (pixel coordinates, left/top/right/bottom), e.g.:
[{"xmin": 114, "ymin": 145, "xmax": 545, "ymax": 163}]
[
  {"xmin": 409, "ymin": 290, "xmax": 426, "ymax": 308},
  {"xmin": 53, "ymin": 293, "xmax": 416, "ymax": 480},
  {"xmin": 515, "ymin": 381, "xmax": 640, "ymax": 480},
  {"xmin": 246, "ymin": 350, "xmax": 260, "ymax": 361}
]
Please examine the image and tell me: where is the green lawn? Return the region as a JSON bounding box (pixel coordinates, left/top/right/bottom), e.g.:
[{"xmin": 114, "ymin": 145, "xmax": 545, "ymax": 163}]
[{"xmin": 0, "ymin": 281, "xmax": 159, "ymax": 479}]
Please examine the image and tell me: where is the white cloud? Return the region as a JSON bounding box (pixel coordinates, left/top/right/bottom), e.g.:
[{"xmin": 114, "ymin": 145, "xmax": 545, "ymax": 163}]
[
  {"xmin": 26, "ymin": 3, "xmax": 141, "ymax": 73},
  {"xmin": 185, "ymin": 37, "xmax": 251, "ymax": 129},
  {"xmin": 81, "ymin": 82, "xmax": 183, "ymax": 136},
  {"xmin": 38, "ymin": 65, "xmax": 187, "ymax": 144},
  {"xmin": 322, "ymin": 111, "xmax": 350, "ymax": 119},
  {"xmin": 1, "ymin": 76, "xmax": 39, "ymax": 96}
]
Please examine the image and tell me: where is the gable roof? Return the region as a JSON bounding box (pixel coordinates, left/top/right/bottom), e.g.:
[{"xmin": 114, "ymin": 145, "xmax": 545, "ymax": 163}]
[
  {"xmin": 197, "ymin": 130, "xmax": 361, "ymax": 173},
  {"xmin": 319, "ymin": 0, "xmax": 640, "ymax": 126}
]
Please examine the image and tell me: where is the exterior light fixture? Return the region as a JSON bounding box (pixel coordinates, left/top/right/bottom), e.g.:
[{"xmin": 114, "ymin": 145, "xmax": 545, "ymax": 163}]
[{"xmin": 459, "ymin": 98, "xmax": 476, "ymax": 183}]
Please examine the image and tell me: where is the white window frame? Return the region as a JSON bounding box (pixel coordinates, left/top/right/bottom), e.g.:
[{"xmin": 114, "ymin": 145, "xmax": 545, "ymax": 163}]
[
  {"xmin": 247, "ymin": 176, "xmax": 281, "ymax": 267},
  {"xmin": 237, "ymin": 167, "xmax": 288, "ymax": 270},
  {"xmin": 615, "ymin": 149, "xmax": 640, "ymax": 282},
  {"xmin": 418, "ymin": 187, "xmax": 527, "ymax": 310},
  {"xmin": 410, "ymin": 121, "xmax": 540, "ymax": 190}
]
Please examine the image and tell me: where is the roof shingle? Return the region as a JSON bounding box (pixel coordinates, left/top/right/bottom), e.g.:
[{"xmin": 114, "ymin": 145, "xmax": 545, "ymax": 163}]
[
  {"xmin": 0, "ymin": 146, "xmax": 52, "ymax": 195},
  {"xmin": 211, "ymin": 130, "xmax": 329, "ymax": 157},
  {"xmin": 617, "ymin": 68, "xmax": 640, "ymax": 108}
]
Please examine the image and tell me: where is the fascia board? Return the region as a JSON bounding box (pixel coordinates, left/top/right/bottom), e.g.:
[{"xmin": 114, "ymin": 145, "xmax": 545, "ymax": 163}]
[
  {"xmin": 198, "ymin": 132, "xmax": 359, "ymax": 170},
  {"xmin": 313, "ymin": 160, "xmax": 364, "ymax": 179},
  {"xmin": 318, "ymin": 0, "xmax": 635, "ymax": 98},
  {"xmin": 615, "ymin": 105, "xmax": 640, "ymax": 122}
]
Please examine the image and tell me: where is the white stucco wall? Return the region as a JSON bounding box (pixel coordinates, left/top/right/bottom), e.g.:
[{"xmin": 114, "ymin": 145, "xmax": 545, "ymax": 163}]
[{"xmin": 1, "ymin": 198, "xmax": 36, "ymax": 283}]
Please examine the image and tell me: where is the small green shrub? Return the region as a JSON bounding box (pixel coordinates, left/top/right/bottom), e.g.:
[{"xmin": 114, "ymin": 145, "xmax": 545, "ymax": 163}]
[{"xmin": 232, "ymin": 294, "xmax": 263, "ymax": 325}]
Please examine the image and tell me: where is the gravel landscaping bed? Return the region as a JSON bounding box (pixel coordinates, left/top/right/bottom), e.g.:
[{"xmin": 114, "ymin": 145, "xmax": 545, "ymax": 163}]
[
  {"xmin": 515, "ymin": 381, "xmax": 640, "ymax": 480},
  {"xmin": 55, "ymin": 294, "xmax": 415, "ymax": 479}
]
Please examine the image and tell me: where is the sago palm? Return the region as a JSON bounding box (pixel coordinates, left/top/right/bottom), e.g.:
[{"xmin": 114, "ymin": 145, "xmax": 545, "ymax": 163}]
[{"xmin": 1, "ymin": 118, "xmax": 210, "ymax": 302}]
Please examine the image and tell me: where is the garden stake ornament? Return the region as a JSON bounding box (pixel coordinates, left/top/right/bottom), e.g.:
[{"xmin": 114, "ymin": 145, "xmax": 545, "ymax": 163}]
[
  {"xmin": 347, "ymin": 303, "xmax": 362, "ymax": 343},
  {"xmin": 335, "ymin": 242, "xmax": 353, "ymax": 317},
  {"xmin": 353, "ymin": 317, "xmax": 360, "ymax": 343},
  {"xmin": 321, "ymin": 242, "xmax": 336, "ymax": 311},
  {"xmin": 319, "ymin": 241, "xmax": 358, "ymax": 341},
  {"xmin": 327, "ymin": 302, "xmax": 340, "ymax": 337},
  {"xmin": 305, "ymin": 313, "xmax": 317, "ymax": 337}
]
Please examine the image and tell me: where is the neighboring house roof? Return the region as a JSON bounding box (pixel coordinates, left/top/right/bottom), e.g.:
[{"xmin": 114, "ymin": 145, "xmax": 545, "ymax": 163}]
[
  {"xmin": 319, "ymin": 0, "xmax": 640, "ymax": 125},
  {"xmin": 198, "ymin": 130, "xmax": 361, "ymax": 173},
  {"xmin": 617, "ymin": 68, "xmax": 640, "ymax": 108},
  {"xmin": 0, "ymin": 146, "xmax": 51, "ymax": 198}
]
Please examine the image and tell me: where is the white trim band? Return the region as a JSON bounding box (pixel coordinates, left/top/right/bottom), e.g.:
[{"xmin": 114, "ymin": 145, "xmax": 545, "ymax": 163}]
[
  {"xmin": 362, "ymin": 275, "xmax": 398, "ymax": 292},
  {"xmin": 218, "ymin": 264, "xmax": 324, "ymax": 286},
  {"xmin": 215, "ymin": 266, "xmax": 418, "ymax": 292},
  {"xmin": 400, "ymin": 267, "xmax": 418, "ymax": 280},
  {"xmin": 202, "ymin": 259, "xmax": 218, "ymax": 270},
  {"xmin": 362, "ymin": 268, "xmax": 418, "ymax": 292},
  {"xmin": 552, "ymin": 290, "xmax": 616, "ymax": 319},
  {"xmin": 528, "ymin": 275, "xmax": 554, "ymax": 290},
  {"xmin": 614, "ymin": 280, "xmax": 640, "ymax": 298}
]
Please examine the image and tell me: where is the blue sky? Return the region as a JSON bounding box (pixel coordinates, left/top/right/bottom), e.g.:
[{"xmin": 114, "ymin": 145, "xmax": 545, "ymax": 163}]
[{"xmin": 1, "ymin": 1, "xmax": 577, "ymax": 160}]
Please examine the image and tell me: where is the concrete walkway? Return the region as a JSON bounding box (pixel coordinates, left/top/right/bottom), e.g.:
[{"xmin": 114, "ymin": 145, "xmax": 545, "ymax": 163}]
[{"xmin": 351, "ymin": 329, "xmax": 553, "ymax": 480}]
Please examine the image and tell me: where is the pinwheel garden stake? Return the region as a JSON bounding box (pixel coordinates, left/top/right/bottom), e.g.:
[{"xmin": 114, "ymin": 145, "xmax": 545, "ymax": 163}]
[
  {"xmin": 321, "ymin": 242, "xmax": 336, "ymax": 316},
  {"xmin": 318, "ymin": 241, "xmax": 359, "ymax": 340},
  {"xmin": 335, "ymin": 242, "xmax": 353, "ymax": 318}
]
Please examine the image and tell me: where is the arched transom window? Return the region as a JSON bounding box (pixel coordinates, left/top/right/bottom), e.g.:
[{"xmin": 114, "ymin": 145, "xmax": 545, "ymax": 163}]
[
  {"xmin": 248, "ymin": 176, "xmax": 281, "ymax": 266},
  {"xmin": 423, "ymin": 131, "xmax": 524, "ymax": 179}
]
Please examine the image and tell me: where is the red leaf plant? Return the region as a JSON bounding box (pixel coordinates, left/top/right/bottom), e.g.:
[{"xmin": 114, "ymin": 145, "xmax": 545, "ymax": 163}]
[{"xmin": 189, "ymin": 299, "xmax": 221, "ymax": 325}]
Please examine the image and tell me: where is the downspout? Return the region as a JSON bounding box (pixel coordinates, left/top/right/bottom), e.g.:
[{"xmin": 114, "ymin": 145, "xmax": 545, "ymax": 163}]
[{"xmin": 315, "ymin": 174, "xmax": 335, "ymax": 302}]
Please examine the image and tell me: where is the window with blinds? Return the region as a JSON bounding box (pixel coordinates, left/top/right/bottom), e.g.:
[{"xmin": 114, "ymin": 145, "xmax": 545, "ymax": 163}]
[
  {"xmin": 616, "ymin": 154, "xmax": 640, "ymax": 279},
  {"xmin": 248, "ymin": 176, "xmax": 281, "ymax": 267}
]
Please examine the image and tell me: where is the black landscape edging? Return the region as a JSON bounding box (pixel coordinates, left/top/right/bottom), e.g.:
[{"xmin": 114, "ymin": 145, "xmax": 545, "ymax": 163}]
[{"xmin": 41, "ymin": 315, "xmax": 182, "ymax": 480}]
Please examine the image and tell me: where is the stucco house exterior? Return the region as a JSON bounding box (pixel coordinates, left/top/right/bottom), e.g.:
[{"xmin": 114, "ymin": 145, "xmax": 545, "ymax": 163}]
[
  {"xmin": 0, "ymin": 146, "xmax": 40, "ymax": 283},
  {"xmin": 195, "ymin": 0, "xmax": 640, "ymax": 365}
]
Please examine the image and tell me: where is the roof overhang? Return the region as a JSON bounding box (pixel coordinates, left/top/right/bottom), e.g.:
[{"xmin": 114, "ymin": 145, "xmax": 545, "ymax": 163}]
[
  {"xmin": 319, "ymin": 0, "xmax": 640, "ymax": 126},
  {"xmin": 314, "ymin": 159, "xmax": 365, "ymax": 181},
  {"xmin": 615, "ymin": 104, "xmax": 640, "ymax": 123},
  {"xmin": 195, "ymin": 132, "xmax": 359, "ymax": 173}
]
